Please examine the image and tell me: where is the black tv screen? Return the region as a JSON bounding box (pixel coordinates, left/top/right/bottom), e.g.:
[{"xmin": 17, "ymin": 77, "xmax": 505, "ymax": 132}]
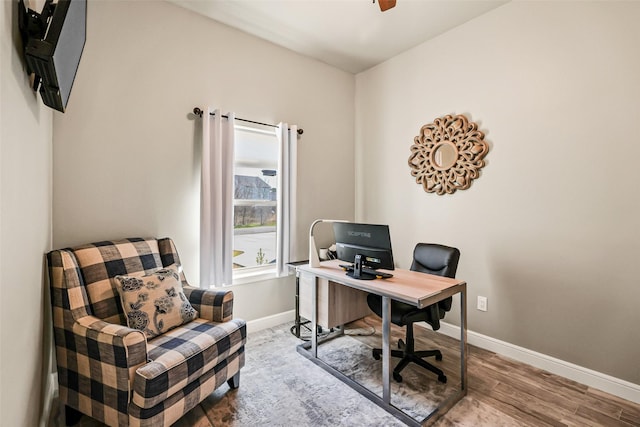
[{"xmin": 22, "ymin": 0, "xmax": 86, "ymax": 112}]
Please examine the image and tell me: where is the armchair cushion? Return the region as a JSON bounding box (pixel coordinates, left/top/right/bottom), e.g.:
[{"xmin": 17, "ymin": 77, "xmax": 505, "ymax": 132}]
[
  {"xmin": 132, "ymin": 318, "xmax": 246, "ymax": 409},
  {"xmin": 114, "ymin": 265, "xmax": 198, "ymax": 339}
]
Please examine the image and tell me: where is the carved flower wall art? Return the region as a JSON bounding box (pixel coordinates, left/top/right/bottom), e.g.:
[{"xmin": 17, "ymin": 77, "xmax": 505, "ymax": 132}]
[{"xmin": 408, "ymin": 114, "xmax": 489, "ymax": 195}]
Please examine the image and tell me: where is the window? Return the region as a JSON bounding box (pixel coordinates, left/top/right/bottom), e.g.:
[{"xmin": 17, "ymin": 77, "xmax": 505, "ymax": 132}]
[
  {"xmin": 199, "ymin": 108, "xmax": 296, "ymax": 287},
  {"xmin": 232, "ymin": 125, "xmax": 279, "ymax": 276}
]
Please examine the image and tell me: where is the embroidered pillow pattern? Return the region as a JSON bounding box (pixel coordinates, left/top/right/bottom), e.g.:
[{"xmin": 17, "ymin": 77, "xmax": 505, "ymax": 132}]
[{"xmin": 114, "ymin": 265, "xmax": 198, "ymax": 338}]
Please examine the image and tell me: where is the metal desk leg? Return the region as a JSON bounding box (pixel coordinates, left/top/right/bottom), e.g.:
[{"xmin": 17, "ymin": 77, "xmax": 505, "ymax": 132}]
[
  {"xmin": 460, "ymin": 283, "xmax": 468, "ymax": 392},
  {"xmin": 294, "ymin": 271, "xmax": 301, "ymax": 338},
  {"xmin": 311, "ymin": 276, "xmax": 318, "ymax": 358},
  {"xmin": 382, "ymin": 295, "xmax": 391, "ymax": 404}
]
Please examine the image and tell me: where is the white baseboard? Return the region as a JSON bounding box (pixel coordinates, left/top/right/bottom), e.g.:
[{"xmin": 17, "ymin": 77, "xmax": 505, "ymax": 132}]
[
  {"xmin": 426, "ymin": 321, "xmax": 640, "ymax": 404},
  {"xmin": 246, "ymin": 310, "xmax": 295, "ymax": 334}
]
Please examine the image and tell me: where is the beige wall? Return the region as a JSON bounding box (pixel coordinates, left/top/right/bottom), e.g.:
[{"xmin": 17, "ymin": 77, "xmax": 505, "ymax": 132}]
[
  {"xmin": 1, "ymin": 1, "xmax": 54, "ymax": 426},
  {"xmin": 355, "ymin": 1, "xmax": 640, "ymax": 384},
  {"xmin": 52, "ymin": 0, "xmax": 355, "ymax": 321},
  {"xmin": 11, "ymin": 1, "xmax": 638, "ymax": 425}
]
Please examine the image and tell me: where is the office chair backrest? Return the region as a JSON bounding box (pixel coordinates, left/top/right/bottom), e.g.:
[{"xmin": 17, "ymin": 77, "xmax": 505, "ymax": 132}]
[
  {"xmin": 411, "ymin": 243, "xmax": 460, "ymax": 324},
  {"xmin": 410, "ymin": 243, "xmax": 460, "ymax": 279}
]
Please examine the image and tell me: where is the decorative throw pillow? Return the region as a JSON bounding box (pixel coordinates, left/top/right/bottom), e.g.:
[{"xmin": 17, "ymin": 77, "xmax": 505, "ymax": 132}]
[{"xmin": 114, "ymin": 265, "xmax": 198, "ymax": 339}]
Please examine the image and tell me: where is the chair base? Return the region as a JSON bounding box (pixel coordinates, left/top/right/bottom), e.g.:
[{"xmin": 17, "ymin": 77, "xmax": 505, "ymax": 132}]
[{"xmin": 372, "ymin": 338, "xmax": 447, "ymax": 384}]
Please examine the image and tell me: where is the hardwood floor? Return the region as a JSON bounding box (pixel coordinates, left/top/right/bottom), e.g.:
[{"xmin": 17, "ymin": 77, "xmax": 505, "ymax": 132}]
[
  {"xmin": 348, "ymin": 316, "xmax": 640, "ymax": 427},
  {"xmin": 50, "ymin": 316, "xmax": 640, "ymax": 426}
]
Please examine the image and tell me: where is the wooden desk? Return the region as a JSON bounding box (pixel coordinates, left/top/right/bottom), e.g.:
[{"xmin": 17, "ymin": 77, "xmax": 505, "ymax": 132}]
[{"xmin": 296, "ymin": 259, "xmax": 467, "ymax": 426}]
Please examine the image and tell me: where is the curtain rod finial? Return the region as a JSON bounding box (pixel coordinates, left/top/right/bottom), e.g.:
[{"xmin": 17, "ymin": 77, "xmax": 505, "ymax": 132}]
[
  {"xmin": 193, "ymin": 107, "xmax": 203, "ymax": 118},
  {"xmin": 297, "ymin": 128, "xmax": 303, "ymax": 135}
]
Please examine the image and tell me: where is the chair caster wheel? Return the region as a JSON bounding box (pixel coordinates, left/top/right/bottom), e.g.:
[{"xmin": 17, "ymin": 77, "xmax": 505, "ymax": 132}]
[
  {"xmin": 438, "ymin": 375, "xmax": 447, "ymax": 384},
  {"xmin": 372, "ymin": 349, "xmax": 381, "ymax": 360},
  {"xmin": 393, "ymin": 372, "xmax": 403, "ymax": 382},
  {"xmin": 435, "ymin": 353, "xmax": 443, "ymax": 361}
]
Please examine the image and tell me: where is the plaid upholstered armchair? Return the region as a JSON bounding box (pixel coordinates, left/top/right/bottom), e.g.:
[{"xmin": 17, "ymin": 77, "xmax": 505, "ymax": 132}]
[{"xmin": 47, "ymin": 237, "xmax": 246, "ymax": 426}]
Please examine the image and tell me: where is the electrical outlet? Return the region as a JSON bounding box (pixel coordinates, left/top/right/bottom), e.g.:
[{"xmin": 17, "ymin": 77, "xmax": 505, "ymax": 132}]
[{"xmin": 477, "ymin": 296, "xmax": 488, "ymax": 312}]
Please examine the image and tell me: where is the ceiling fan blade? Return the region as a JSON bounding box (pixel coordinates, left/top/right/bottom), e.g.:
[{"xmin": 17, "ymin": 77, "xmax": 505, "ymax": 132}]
[{"xmin": 378, "ymin": 0, "xmax": 396, "ymax": 12}]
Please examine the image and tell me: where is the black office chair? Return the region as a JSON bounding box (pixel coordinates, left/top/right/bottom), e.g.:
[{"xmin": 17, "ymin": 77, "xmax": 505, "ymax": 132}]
[{"xmin": 367, "ymin": 243, "xmax": 460, "ymax": 383}]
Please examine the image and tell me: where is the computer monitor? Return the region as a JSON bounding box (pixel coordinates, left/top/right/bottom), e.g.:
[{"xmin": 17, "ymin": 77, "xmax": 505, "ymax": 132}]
[{"xmin": 333, "ymin": 222, "xmax": 394, "ymax": 280}]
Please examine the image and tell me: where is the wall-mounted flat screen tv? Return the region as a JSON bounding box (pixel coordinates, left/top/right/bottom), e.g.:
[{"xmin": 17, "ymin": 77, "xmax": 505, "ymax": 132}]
[{"xmin": 20, "ymin": 0, "xmax": 86, "ymax": 113}]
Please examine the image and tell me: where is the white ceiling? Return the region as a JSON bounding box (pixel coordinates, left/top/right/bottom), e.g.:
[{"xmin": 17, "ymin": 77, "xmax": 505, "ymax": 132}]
[{"xmin": 170, "ymin": 0, "xmax": 508, "ymax": 74}]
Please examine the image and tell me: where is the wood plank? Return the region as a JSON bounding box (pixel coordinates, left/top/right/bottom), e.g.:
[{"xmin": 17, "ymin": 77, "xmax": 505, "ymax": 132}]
[
  {"xmin": 575, "ymin": 404, "xmax": 636, "ymax": 427},
  {"xmin": 620, "ymin": 409, "xmax": 640, "ymax": 426},
  {"xmin": 490, "ymin": 381, "xmax": 575, "ymax": 425},
  {"xmin": 473, "ymin": 354, "xmax": 588, "ymax": 410},
  {"xmin": 472, "ymin": 392, "xmax": 557, "ymax": 427},
  {"xmin": 587, "ymin": 386, "xmax": 640, "ymax": 420}
]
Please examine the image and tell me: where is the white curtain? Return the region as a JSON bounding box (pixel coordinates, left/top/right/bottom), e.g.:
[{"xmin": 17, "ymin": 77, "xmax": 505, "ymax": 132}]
[
  {"xmin": 275, "ymin": 123, "xmax": 297, "ymax": 276},
  {"xmin": 200, "ymin": 108, "xmax": 235, "ymax": 287}
]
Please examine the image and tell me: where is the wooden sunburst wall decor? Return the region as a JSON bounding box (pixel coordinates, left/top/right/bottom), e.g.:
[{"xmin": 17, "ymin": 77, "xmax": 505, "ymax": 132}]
[{"xmin": 408, "ymin": 114, "xmax": 489, "ymax": 195}]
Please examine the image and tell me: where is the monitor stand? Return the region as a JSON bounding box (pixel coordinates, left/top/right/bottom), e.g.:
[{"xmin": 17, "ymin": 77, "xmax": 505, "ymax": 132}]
[{"xmin": 345, "ymin": 254, "xmax": 377, "ymax": 280}]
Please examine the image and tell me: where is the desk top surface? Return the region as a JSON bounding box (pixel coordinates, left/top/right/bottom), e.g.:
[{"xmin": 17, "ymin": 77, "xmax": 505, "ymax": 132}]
[{"xmin": 297, "ymin": 259, "xmax": 466, "ymax": 309}]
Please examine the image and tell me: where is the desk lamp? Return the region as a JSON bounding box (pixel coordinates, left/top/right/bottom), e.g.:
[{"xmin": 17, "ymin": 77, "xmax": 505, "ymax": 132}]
[{"xmin": 308, "ymin": 219, "xmax": 347, "ymax": 267}]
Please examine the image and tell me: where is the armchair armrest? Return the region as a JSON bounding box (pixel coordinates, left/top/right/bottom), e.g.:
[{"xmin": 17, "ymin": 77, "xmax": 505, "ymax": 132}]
[
  {"xmin": 183, "ymin": 286, "xmax": 234, "ymax": 323},
  {"xmin": 73, "ymin": 315, "xmax": 148, "ymax": 384},
  {"xmin": 53, "ymin": 315, "xmax": 147, "ymax": 422}
]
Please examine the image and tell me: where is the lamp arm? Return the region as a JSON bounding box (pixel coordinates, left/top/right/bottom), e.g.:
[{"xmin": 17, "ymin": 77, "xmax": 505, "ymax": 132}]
[{"xmin": 308, "ymin": 219, "xmax": 348, "ymax": 267}]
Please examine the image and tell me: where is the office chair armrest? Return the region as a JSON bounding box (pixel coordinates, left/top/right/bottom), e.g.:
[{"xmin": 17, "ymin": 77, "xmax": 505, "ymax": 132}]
[
  {"xmin": 425, "ymin": 297, "xmax": 454, "ymax": 331},
  {"xmin": 426, "ymin": 304, "xmax": 442, "ymax": 330}
]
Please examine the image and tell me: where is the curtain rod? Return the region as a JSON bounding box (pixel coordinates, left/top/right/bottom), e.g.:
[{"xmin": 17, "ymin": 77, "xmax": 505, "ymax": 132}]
[{"xmin": 192, "ymin": 107, "xmax": 303, "ymax": 135}]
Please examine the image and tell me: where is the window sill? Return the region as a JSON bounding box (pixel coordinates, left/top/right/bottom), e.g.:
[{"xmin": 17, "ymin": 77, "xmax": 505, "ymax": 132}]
[{"xmin": 230, "ymin": 267, "xmax": 279, "ymax": 286}]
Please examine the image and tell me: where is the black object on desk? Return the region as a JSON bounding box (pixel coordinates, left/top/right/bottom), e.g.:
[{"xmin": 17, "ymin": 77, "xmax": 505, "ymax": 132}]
[{"xmin": 339, "ymin": 259, "xmax": 394, "ymax": 280}]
